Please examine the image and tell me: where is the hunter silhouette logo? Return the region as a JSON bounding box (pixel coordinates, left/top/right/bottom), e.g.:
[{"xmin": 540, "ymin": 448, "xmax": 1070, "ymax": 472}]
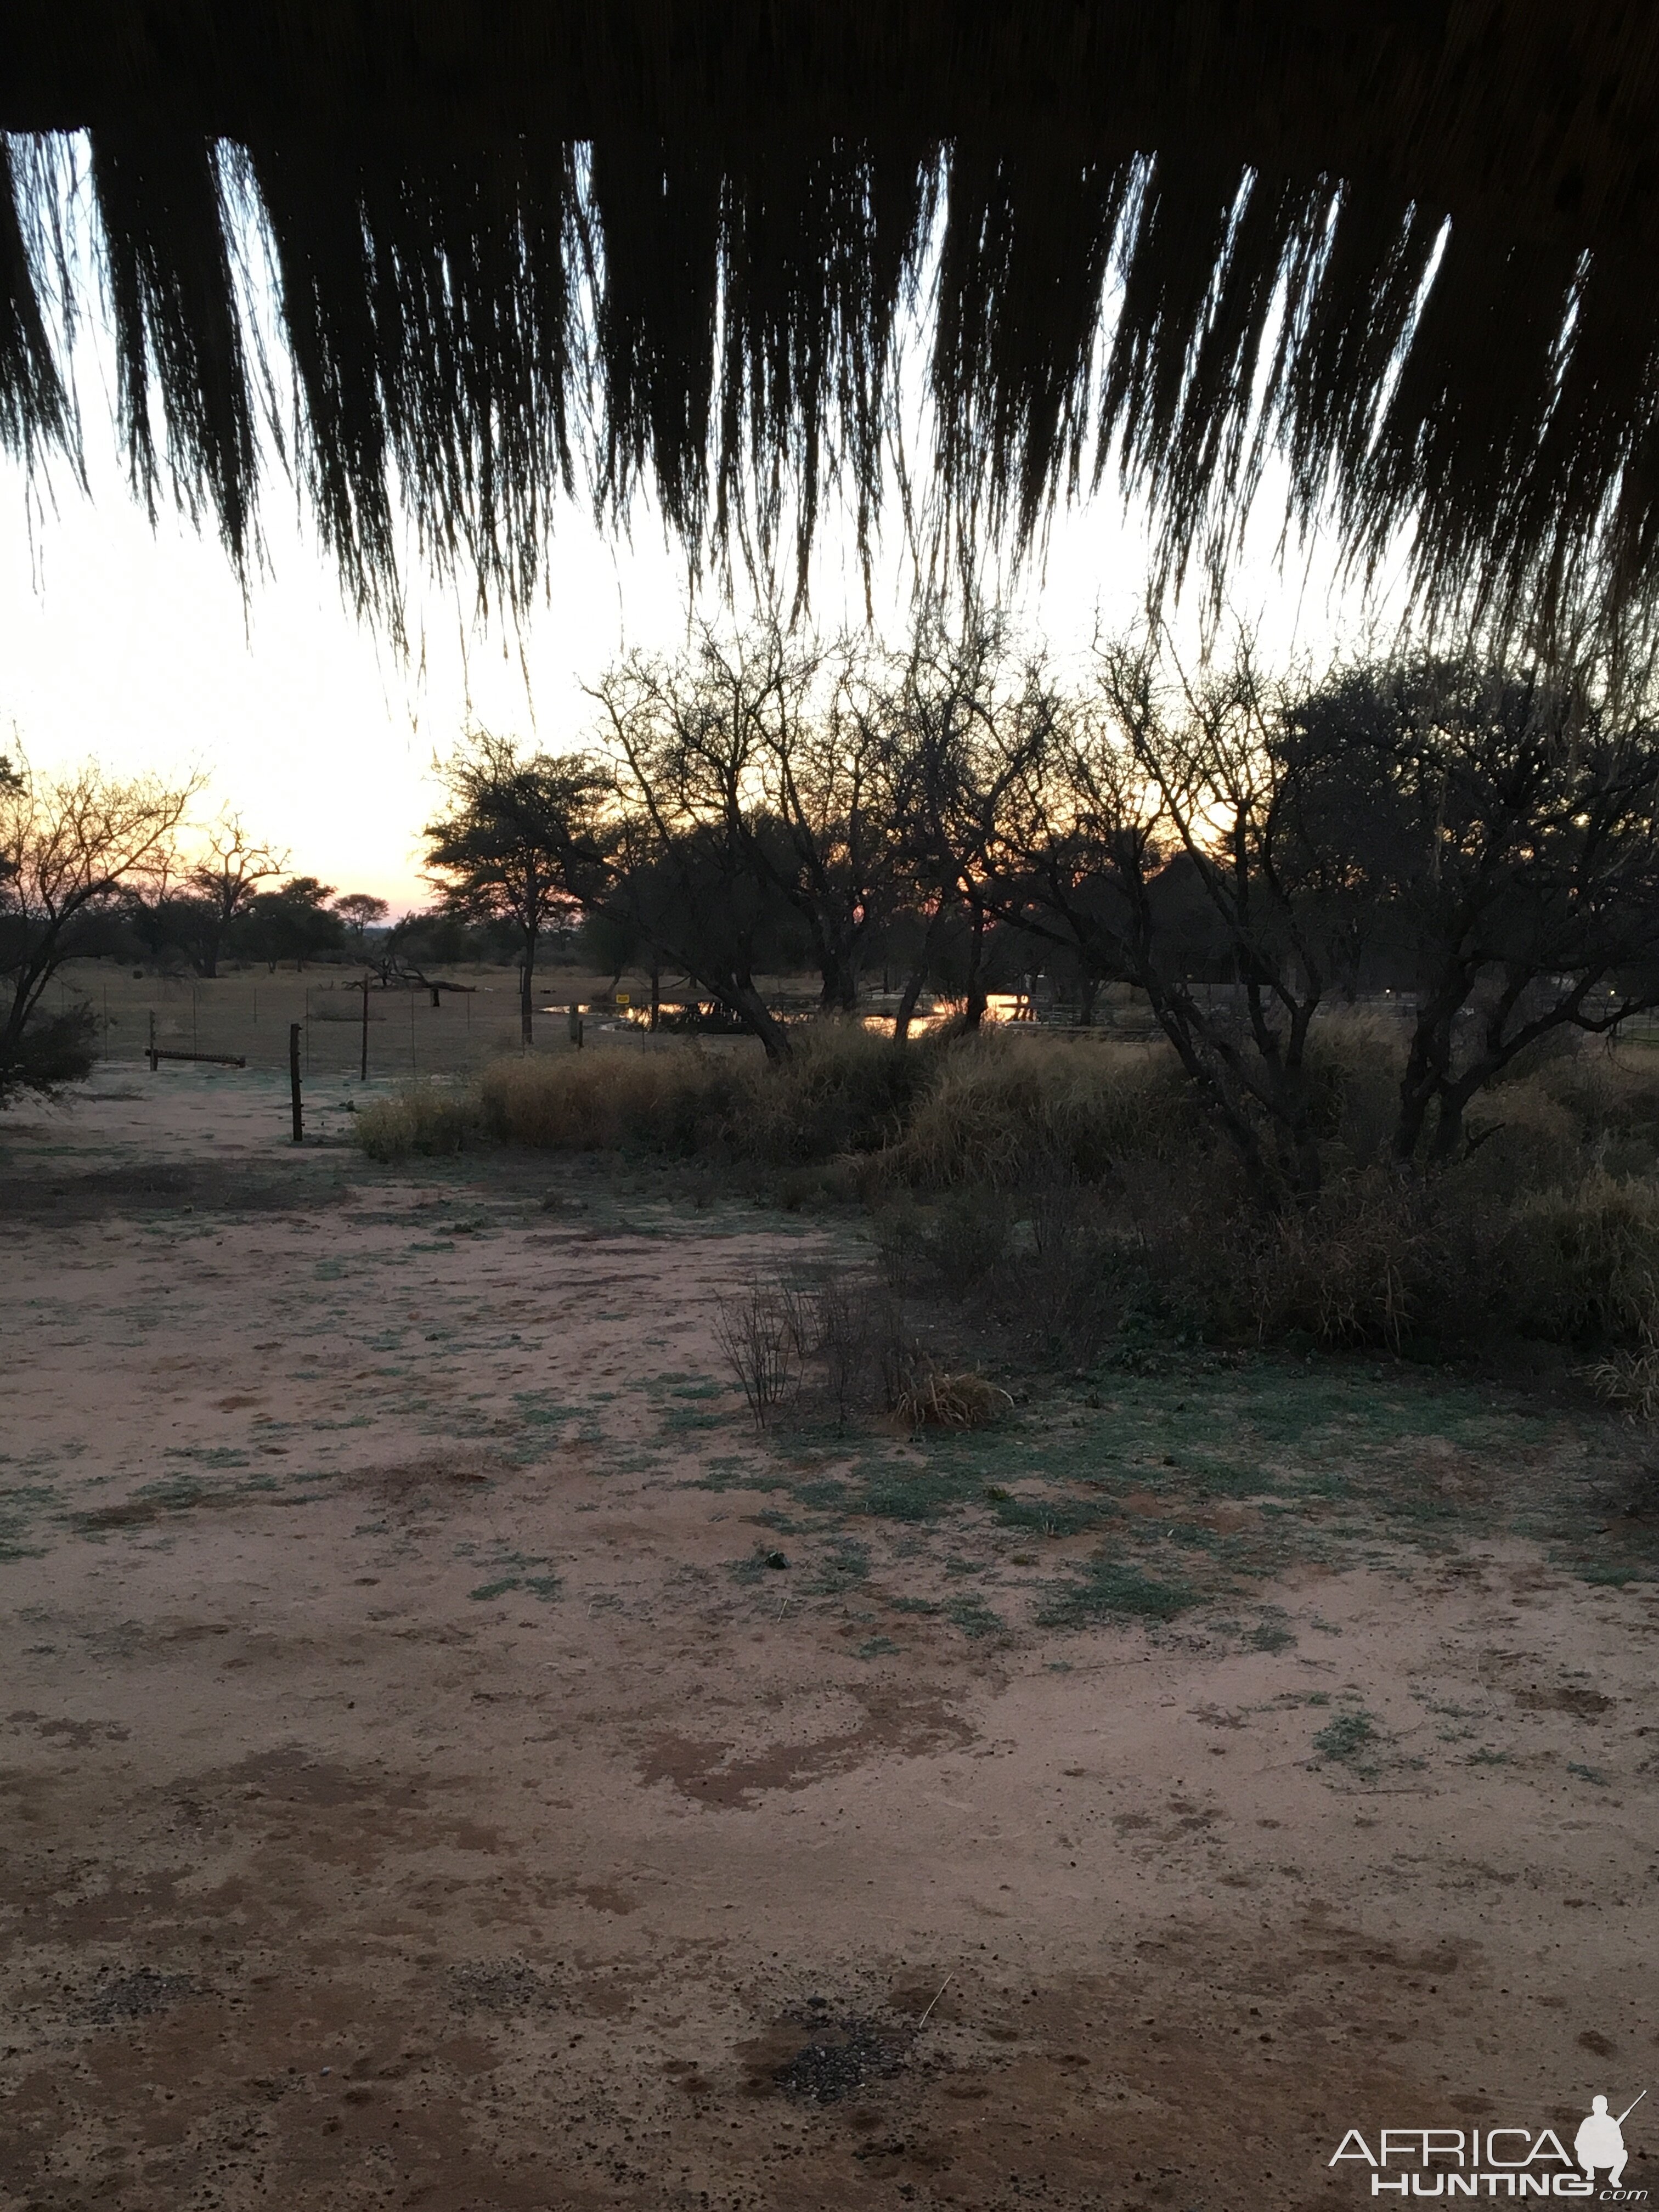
[
  {"xmin": 1330, "ymin": 2091, "xmax": 1647, "ymax": 2199},
  {"xmin": 1577, "ymin": 2096, "xmax": 1645, "ymax": 2193}
]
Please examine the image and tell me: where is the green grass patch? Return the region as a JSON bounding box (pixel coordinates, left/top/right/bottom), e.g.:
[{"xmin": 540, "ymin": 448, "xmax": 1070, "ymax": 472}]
[
  {"xmin": 662, "ymin": 1404, "xmax": 726, "ymax": 1432},
  {"xmin": 1246, "ymin": 1615, "xmax": 1297, "ymax": 1653},
  {"xmin": 989, "ymin": 1491, "xmax": 1119, "ymax": 1537},
  {"xmin": 804, "ymin": 1536, "xmax": 870, "ymax": 1593},
  {"xmin": 944, "ymin": 1594, "xmax": 1005, "ymax": 1639},
  {"xmin": 1036, "ymin": 1556, "xmax": 1198, "ymax": 1627},
  {"xmin": 1312, "ymin": 1711, "xmax": 1378, "ymax": 1764}
]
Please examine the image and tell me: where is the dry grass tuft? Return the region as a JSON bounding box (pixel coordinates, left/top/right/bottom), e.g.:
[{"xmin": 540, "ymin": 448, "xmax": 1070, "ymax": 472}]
[
  {"xmin": 355, "ymin": 1080, "xmax": 483, "ymax": 1161},
  {"xmin": 1497, "ymin": 1172, "xmax": 1659, "ymax": 1342},
  {"xmin": 1243, "ymin": 1170, "xmax": 1431, "ymax": 1349},
  {"xmin": 876, "ymin": 1033, "xmax": 1194, "ymax": 1189},
  {"xmin": 1588, "ymin": 1336, "xmax": 1659, "ymax": 1420},
  {"xmin": 349, "ymin": 1015, "xmax": 1659, "ymax": 1363},
  {"xmin": 481, "ymin": 1051, "xmax": 741, "ymax": 1153},
  {"xmin": 893, "ymin": 1370, "xmax": 1013, "ymax": 1431}
]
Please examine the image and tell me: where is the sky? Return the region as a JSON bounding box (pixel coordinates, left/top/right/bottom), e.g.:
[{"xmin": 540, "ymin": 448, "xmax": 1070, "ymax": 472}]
[{"xmin": 0, "ymin": 337, "xmax": 1395, "ymax": 918}]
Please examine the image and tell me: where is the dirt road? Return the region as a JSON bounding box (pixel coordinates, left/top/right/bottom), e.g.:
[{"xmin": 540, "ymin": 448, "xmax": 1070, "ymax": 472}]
[{"xmin": 2, "ymin": 1070, "xmax": 1654, "ymax": 2210}]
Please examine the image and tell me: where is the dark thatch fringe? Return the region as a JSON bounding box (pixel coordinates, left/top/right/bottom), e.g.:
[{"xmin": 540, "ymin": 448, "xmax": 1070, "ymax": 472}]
[
  {"xmin": 89, "ymin": 133, "xmax": 259, "ymax": 562},
  {"xmin": 0, "ymin": 139, "xmax": 71, "ymax": 472},
  {"xmin": 1, "ymin": 115, "xmax": 1658, "ymax": 639}
]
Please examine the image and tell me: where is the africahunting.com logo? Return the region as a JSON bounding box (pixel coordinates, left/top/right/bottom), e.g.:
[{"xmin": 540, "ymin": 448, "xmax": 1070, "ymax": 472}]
[{"xmin": 1331, "ymin": 2093, "xmax": 1646, "ymax": 2199}]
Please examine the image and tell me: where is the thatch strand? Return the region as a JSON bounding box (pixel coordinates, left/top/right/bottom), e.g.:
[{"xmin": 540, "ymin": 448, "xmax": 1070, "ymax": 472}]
[
  {"xmin": 5, "ymin": 105, "xmax": 1659, "ymax": 636},
  {"xmin": 0, "ymin": 139, "xmax": 70, "ymax": 471},
  {"xmin": 89, "ymin": 131, "xmax": 259, "ymax": 561}
]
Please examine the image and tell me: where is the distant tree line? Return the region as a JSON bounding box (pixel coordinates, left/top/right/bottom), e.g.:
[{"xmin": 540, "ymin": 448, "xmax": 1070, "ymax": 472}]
[
  {"xmin": 423, "ymin": 608, "xmax": 1659, "ymax": 1199},
  {"xmin": 0, "ymin": 763, "xmax": 394, "ymax": 1102}
]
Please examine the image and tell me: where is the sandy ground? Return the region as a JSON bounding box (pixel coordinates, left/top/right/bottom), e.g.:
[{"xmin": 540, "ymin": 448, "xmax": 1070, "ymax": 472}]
[{"xmin": 1, "ymin": 1068, "xmax": 1656, "ymax": 2211}]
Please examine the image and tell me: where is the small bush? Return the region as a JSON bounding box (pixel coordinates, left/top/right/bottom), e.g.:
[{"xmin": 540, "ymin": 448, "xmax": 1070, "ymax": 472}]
[
  {"xmin": 919, "ymin": 1187, "xmax": 1015, "ymax": 1286},
  {"xmin": 0, "ymin": 1003, "xmax": 96, "ymax": 1104},
  {"xmin": 1457, "ymin": 1087, "xmax": 1584, "ymax": 1204},
  {"xmin": 742, "ymin": 1023, "xmax": 940, "ymax": 1161},
  {"xmin": 1242, "ymin": 1170, "xmax": 1433, "ymax": 1349},
  {"xmin": 1019, "ymin": 1180, "xmax": 1134, "ymax": 1360},
  {"xmin": 355, "ymin": 1080, "xmax": 483, "ymax": 1161},
  {"xmin": 877, "ymin": 1033, "xmax": 1198, "ymax": 1189},
  {"xmin": 481, "ymin": 1050, "xmax": 746, "ymax": 1153},
  {"xmin": 1308, "ymin": 1011, "xmax": 1406, "ymax": 1164},
  {"xmin": 1494, "ymin": 1171, "xmax": 1659, "ymax": 1343},
  {"xmin": 713, "ymin": 1283, "xmax": 798, "ymax": 1428},
  {"xmin": 1588, "ymin": 1334, "xmax": 1659, "ymax": 1419},
  {"xmin": 891, "ymin": 1369, "xmax": 1012, "ymax": 1430}
]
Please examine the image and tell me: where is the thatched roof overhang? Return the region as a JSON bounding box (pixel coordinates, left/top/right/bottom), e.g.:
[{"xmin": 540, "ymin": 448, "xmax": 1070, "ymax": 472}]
[{"xmin": 3, "ymin": 4, "xmax": 1659, "ymax": 633}]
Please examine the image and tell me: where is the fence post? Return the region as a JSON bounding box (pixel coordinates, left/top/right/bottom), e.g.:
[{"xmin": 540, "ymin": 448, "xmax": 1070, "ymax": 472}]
[
  {"xmin": 147, "ymin": 1011, "xmax": 157, "ymax": 1072},
  {"xmin": 360, "ymin": 973, "xmax": 370, "ymax": 1082},
  {"xmin": 289, "ymin": 1023, "xmax": 303, "ymax": 1143}
]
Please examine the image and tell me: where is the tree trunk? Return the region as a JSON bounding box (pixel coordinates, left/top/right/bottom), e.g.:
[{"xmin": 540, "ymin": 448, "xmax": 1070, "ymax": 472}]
[
  {"xmin": 648, "ymin": 959, "xmax": 661, "ymax": 1033},
  {"xmin": 893, "ymin": 963, "xmax": 928, "ymax": 1041},
  {"xmin": 894, "ymin": 910, "xmax": 947, "ymax": 1040},
  {"xmin": 816, "ymin": 941, "xmax": 861, "ymax": 1013},
  {"xmin": 727, "ymin": 979, "xmax": 792, "ymax": 1062},
  {"xmin": 1075, "ymin": 974, "xmax": 1101, "ymax": 1029},
  {"xmin": 520, "ymin": 933, "xmax": 536, "ymax": 1048},
  {"xmin": 961, "ymin": 906, "xmax": 989, "ymax": 1032},
  {"xmin": 1391, "ymin": 1044, "xmax": 1443, "ymax": 1164},
  {"xmin": 1428, "ymin": 1064, "xmax": 1495, "ymax": 1165}
]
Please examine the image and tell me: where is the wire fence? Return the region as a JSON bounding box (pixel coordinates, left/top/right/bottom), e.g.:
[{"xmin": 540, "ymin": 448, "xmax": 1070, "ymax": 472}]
[
  {"xmin": 58, "ymin": 966, "xmax": 532, "ymax": 1082},
  {"xmin": 49, "ymin": 963, "xmax": 1659, "ymax": 1078}
]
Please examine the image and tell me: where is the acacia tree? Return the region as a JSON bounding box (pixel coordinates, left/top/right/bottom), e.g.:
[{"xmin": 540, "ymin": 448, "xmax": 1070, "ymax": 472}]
[
  {"xmin": 885, "ymin": 604, "xmax": 1063, "ymax": 1032},
  {"xmin": 1297, "ymin": 658, "xmax": 1659, "ymax": 1163},
  {"xmin": 1, "ymin": 753, "xmax": 194, "ymax": 1100},
  {"xmin": 424, "ymin": 732, "xmax": 607, "ymax": 1045},
  {"xmin": 233, "ymin": 877, "xmax": 346, "ymax": 970},
  {"xmin": 986, "ymin": 635, "xmax": 1335, "ymax": 1201},
  {"xmin": 185, "ymin": 816, "xmax": 289, "ymax": 976},
  {"xmin": 1099, "ymin": 636, "xmax": 1340, "ymax": 1200},
  {"xmin": 335, "ymin": 892, "xmax": 390, "ymax": 951},
  {"xmin": 752, "ymin": 635, "xmax": 908, "ymax": 1011},
  {"xmin": 589, "ymin": 632, "xmax": 816, "ymax": 1060},
  {"xmin": 1003, "ymin": 637, "xmax": 1659, "ymax": 1198}
]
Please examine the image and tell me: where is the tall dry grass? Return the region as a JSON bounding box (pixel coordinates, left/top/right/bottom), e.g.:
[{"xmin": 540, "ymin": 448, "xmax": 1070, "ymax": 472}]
[
  {"xmin": 873, "ymin": 1032, "xmax": 1199, "ymax": 1188},
  {"xmin": 481, "ymin": 1049, "xmax": 743, "ymax": 1153},
  {"xmin": 481, "ymin": 1022, "xmax": 940, "ymax": 1163},
  {"xmin": 354, "ymin": 1079, "xmax": 483, "ymax": 1161},
  {"xmin": 354, "ymin": 1011, "xmax": 1659, "ymax": 1356}
]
